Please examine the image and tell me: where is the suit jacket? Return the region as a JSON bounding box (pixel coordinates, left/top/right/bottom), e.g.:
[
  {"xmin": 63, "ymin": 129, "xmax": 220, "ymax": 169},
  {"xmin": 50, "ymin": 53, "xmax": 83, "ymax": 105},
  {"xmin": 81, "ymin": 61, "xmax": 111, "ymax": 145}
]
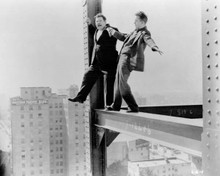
[
  {"xmin": 112, "ymin": 27, "xmax": 157, "ymax": 72},
  {"xmin": 89, "ymin": 24, "xmax": 118, "ymax": 71}
]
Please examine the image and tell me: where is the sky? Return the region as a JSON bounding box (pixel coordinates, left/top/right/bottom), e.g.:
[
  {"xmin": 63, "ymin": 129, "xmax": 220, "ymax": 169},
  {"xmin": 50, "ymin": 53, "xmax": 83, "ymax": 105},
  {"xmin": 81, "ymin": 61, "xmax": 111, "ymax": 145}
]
[{"xmin": 0, "ymin": 0, "xmax": 202, "ymax": 108}]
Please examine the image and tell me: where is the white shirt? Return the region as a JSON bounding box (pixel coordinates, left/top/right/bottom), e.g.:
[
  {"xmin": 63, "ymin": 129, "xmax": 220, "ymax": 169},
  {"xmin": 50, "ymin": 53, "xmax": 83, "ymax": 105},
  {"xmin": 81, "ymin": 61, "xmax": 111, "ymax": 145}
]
[{"xmin": 96, "ymin": 30, "xmax": 103, "ymax": 41}]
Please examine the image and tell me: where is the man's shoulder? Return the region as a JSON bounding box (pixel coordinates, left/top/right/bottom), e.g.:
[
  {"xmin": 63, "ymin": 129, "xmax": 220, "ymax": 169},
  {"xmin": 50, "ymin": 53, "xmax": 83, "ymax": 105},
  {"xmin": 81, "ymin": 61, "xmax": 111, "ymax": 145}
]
[
  {"xmin": 111, "ymin": 27, "xmax": 118, "ymax": 31},
  {"xmin": 106, "ymin": 24, "xmax": 118, "ymax": 31},
  {"xmin": 142, "ymin": 28, "xmax": 151, "ymax": 36}
]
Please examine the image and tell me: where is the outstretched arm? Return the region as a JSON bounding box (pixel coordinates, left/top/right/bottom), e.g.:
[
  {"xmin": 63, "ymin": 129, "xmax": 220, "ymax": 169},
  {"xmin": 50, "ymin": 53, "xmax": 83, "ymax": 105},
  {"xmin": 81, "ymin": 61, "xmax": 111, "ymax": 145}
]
[
  {"xmin": 107, "ymin": 27, "xmax": 127, "ymax": 41},
  {"xmin": 144, "ymin": 35, "xmax": 163, "ymax": 55}
]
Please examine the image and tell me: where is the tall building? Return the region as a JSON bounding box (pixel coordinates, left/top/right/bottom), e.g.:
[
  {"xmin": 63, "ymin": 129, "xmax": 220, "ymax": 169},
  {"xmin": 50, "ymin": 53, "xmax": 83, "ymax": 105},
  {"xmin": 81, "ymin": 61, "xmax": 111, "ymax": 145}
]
[
  {"xmin": 128, "ymin": 159, "xmax": 191, "ymax": 176},
  {"xmin": 128, "ymin": 139, "xmax": 150, "ymax": 162},
  {"xmin": 61, "ymin": 85, "xmax": 90, "ymax": 176},
  {"xmin": 10, "ymin": 87, "xmax": 68, "ymax": 176}
]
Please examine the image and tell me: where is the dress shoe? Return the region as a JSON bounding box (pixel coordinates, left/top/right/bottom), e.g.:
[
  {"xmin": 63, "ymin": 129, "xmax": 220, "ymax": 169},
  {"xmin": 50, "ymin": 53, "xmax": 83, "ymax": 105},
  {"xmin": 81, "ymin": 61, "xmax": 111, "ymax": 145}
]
[
  {"xmin": 126, "ymin": 109, "xmax": 139, "ymax": 113},
  {"xmin": 68, "ymin": 97, "xmax": 84, "ymax": 103},
  {"xmin": 126, "ymin": 107, "xmax": 139, "ymax": 113},
  {"xmin": 105, "ymin": 106, "xmax": 120, "ymax": 111}
]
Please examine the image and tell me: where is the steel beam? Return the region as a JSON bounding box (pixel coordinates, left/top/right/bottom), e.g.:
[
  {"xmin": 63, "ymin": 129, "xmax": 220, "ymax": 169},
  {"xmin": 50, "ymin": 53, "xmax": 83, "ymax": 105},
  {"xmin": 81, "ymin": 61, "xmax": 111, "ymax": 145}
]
[
  {"xmin": 96, "ymin": 110, "xmax": 203, "ymax": 156},
  {"xmin": 202, "ymin": 0, "xmax": 220, "ymax": 175}
]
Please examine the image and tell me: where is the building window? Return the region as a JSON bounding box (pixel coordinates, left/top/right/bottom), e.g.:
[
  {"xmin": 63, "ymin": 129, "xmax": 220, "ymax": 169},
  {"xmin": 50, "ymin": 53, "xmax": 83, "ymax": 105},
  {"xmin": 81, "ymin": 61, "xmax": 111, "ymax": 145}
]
[
  {"xmin": 22, "ymin": 163, "xmax": 25, "ymax": 168},
  {"xmin": 55, "ymin": 103, "xmax": 58, "ymax": 108},
  {"xmin": 21, "ymin": 106, "xmax": 24, "ymax": 110},
  {"xmin": 39, "ymin": 170, "xmax": 43, "ymax": 174},
  {"xmin": 30, "ymin": 114, "xmax": 33, "ymax": 119},
  {"xmin": 21, "ymin": 155, "xmax": 25, "ymax": 159},
  {"xmin": 59, "ymin": 110, "xmax": 63, "ymax": 115},
  {"xmin": 59, "ymin": 103, "xmax": 62, "ymax": 108},
  {"xmin": 42, "ymin": 90, "xmax": 45, "ymax": 96},
  {"xmin": 21, "ymin": 123, "xmax": 25, "ymax": 128},
  {"xmin": 21, "ymin": 114, "xmax": 24, "ymax": 119},
  {"xmin": 60, "ymin": 147, "xmax": 63, "ymax": 151},
  {"xmin": 30, "ymin": 122, "xmax": 33, "ymax": 127},
  {"xmin": 75, "ymin": 127, "xmax": 78, "ymax": 132},
  {"xmin": 49, "ymin": 104, "xmax": 53, "ymax": 108},
  {"xmin": 31, "ymin": 170, "xmax": 34, "ymax": 175}
]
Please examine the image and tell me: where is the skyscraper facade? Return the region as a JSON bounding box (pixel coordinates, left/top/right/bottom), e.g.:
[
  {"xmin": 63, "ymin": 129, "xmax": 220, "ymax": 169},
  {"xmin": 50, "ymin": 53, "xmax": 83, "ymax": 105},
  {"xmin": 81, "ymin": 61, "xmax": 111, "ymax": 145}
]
[{"xmin": 11, "ymin": 87, "xmax": 68, "ymax": 176}]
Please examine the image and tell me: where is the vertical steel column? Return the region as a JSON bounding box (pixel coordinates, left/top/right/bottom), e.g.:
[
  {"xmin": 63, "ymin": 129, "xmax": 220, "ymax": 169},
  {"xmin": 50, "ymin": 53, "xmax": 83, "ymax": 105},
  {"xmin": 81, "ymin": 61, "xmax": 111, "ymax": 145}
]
[
  {"xmin": 82, "ymin": 1, "xmax": 106, "ymax": 176},
  {"xmin": 82, "ymin": 1, "xmax": 93, "ymax": 176},
  {"xmin": 202, "ymin": 0, "xmax": 220, "ymax": 175}
]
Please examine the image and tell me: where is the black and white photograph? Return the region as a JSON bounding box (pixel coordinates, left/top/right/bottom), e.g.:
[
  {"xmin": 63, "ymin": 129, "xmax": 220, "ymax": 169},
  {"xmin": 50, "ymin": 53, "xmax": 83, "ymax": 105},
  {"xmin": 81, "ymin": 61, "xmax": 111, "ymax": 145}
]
[{"xmin": 0, "ymin": 0, "xmax": 219, "ymax": 176}]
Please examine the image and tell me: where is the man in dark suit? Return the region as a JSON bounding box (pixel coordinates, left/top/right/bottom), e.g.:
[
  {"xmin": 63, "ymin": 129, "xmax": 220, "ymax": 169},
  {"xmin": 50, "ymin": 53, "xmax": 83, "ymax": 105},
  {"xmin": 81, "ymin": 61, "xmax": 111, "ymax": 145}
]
[
  {"xmin": 68, "ymin": 13, "xmax": 118, "ymax": 106},
  {"xmin": 106, "ymin": 11, "xmax": 163, "ymax": 112}
]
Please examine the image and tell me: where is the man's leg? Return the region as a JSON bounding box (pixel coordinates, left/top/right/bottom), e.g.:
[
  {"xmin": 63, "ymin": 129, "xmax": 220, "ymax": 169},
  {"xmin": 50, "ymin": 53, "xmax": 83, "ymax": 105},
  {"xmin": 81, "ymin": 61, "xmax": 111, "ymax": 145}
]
[
  {"xmin": 106, "ymin": 65, "xmax": 122, "ymax": 111},
  {"xmin": 118, "ymin": 55, "xmax": 139, "ymax": 112},
  {"xmin": 105, "ymin": 69, "xmax": 116, "ymax": 106},
  {"xmin": 69, "ymin": 65, "xmax": 102, "ymax": 103}
]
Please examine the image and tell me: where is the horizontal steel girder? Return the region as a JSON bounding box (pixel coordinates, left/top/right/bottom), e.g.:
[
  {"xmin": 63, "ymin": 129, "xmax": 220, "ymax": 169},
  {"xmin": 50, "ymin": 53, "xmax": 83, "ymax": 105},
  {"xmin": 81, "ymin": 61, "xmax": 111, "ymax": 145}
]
[{"xmin": 95, "ymin": 110, "xmax": 203, "ymax": 156}]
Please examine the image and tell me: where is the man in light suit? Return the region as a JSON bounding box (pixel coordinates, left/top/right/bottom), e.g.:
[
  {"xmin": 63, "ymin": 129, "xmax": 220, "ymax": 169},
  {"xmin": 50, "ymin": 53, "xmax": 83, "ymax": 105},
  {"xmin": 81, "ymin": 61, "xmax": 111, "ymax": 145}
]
[
  {"xmin": 106, "ymin": 11, "xmax": 163, "ymax": 112},
  {"xmin": 68, "ymin": 13, "xmax": 118, "ymax": 106}
]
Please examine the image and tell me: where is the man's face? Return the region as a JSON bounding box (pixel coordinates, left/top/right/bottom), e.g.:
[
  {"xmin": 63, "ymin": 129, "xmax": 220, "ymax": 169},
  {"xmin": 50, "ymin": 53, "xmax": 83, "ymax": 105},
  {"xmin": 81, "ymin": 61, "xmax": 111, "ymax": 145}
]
[
  {"xmin": 134, "ymin": 16, "xmax": 144, "ymax": 29},
  {"xmin": 95, "ymin": 17, "xmax": 106, "ymax": 30}
]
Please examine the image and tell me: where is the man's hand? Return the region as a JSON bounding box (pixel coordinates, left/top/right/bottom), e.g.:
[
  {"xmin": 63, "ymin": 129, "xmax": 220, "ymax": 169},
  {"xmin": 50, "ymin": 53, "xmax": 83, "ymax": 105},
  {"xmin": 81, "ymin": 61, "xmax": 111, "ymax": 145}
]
[
  {"xmin": 106, "ymin": 27, "xmax": 116, "ymax": 36},
  {"xmin": 152, "ymin": 47, "xmax": 163, "ymax": 55},
  {"xmin": 86, "ymin": 18, "xmax": 91, "ymax": 25}
]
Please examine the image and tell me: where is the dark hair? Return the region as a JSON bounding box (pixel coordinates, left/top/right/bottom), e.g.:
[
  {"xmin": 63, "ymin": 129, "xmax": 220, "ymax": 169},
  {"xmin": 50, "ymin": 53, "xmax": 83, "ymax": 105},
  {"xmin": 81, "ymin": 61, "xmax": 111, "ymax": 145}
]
[
  {"xmin": 135, "ymin": 11, "xmax": 148, "ymax": 23},
  {"xmin": 94, "ymin": 13, "xmax": 106, "ymax": 21}
]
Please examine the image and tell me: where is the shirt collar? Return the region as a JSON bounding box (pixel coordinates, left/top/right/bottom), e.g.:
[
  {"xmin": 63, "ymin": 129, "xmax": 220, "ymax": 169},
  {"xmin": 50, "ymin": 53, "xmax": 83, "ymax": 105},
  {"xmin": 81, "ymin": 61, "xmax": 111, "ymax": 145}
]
[{"xmin": 136, "ymin": 26, "xmax": 147, "ymax": 32}]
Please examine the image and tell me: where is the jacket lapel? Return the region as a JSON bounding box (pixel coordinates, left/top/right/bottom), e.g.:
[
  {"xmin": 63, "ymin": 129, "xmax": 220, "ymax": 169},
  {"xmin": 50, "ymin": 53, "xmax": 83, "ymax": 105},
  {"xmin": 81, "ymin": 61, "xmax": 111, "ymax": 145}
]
[
  {"xmin": 93, "ymin": 30, "xmax": 98, "ymax": 43},
  {"xmin": 131, "ymin": 31, "xmax": 143, "ymax": 46}
]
